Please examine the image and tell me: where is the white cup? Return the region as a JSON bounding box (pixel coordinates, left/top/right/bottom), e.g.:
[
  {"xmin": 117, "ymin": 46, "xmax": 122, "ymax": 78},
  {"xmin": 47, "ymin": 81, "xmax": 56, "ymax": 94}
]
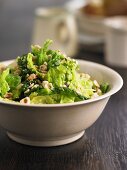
[
  {"xmin": 32, "ymin": 7, "xmax": 78, "ymax": 57},
  {"xmin": 104, "ymin": 17, "xmax": 127, "ymax": 67}
]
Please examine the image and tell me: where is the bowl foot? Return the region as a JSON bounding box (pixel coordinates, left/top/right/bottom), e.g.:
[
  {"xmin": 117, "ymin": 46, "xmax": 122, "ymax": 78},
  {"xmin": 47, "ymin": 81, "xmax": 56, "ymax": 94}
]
[{"xmin": 7, "ymin": 131, "xmax": 85, "ymax": 147}]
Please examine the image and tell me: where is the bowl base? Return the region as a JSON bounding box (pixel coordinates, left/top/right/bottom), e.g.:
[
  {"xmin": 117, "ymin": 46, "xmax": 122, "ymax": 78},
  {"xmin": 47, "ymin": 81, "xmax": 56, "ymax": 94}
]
[{"xmin": 7, "ymin": 131, "xmax": 85, "ymax": 147}]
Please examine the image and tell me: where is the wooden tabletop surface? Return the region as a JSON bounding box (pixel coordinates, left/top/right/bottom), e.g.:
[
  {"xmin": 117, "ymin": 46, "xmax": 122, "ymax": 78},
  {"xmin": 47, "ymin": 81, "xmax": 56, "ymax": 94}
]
[{"xmin": 0, "ymin": 0, "xmax": 127, "ymax": 170}]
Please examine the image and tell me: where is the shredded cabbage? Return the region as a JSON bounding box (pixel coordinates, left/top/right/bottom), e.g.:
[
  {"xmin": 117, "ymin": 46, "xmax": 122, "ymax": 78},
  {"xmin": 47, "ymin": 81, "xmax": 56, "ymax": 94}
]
[
  {"xmin": 0, "ymin": 68, "xmax": 10, "ymax": 96},
  {"xmin": 0, "ymin": 39, "xmax": 109, "ymax": 104}
]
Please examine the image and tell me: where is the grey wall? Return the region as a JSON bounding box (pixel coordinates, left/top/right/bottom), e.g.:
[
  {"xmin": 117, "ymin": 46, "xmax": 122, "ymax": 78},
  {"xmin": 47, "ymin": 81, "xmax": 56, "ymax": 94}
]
[{"xmin": 0, "ymin": 0, "xmax": 68, "ymax": 60}]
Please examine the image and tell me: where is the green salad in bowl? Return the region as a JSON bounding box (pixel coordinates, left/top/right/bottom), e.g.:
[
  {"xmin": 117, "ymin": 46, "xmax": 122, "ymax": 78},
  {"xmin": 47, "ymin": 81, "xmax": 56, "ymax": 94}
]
[{"xmin": 0, "ymin": 39, "xmax": 109, "ymax": 104}]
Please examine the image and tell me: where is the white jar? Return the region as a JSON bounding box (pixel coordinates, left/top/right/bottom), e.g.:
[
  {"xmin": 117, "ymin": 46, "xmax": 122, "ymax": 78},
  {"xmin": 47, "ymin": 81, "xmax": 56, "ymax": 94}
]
[
  {"xmin": 32, "ymin": 7, "xmax": 78, "ymax": 57},
  {"xmin": 104, "ymin": 17, "xmax": 127, "ymax": 67}
]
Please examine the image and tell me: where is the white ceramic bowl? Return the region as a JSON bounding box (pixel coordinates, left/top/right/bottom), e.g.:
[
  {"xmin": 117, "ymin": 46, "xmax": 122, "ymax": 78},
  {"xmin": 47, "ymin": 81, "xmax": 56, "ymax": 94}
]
[{"xmin": 0, "ymin": 60, "xmax": 123, "ymax": 146}]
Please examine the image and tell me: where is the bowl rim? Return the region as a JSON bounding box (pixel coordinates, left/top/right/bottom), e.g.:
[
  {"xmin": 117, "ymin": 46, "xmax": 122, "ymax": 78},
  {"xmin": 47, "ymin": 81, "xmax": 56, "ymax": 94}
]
[{"xmin": 0, "ymin": 59, "xmax": 123, "ymax": 107}]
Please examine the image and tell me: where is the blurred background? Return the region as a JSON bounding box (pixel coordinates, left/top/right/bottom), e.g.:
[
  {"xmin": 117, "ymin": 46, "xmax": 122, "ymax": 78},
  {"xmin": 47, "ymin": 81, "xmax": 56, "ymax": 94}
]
[{"xmin": 0, "ymin": 0, "xmax": 127, "ymax": 67}]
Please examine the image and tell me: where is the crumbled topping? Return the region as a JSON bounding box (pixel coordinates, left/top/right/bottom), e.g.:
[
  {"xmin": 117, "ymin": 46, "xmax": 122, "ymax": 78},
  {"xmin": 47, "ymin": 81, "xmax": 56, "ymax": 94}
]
[
  {"xmin": 39, "ymin": 64, "xmax": 47, "ymax": 72},
  {"xmin": 31, "ymin": 84, "xmax": 39, "ymax": 89},
  {"xmin": 20, "ymin": 97, "xmax": 30, "ymax": 104},
  {"xmin": 27, "ymin": 74, "xmax": 37, "ymax": 81},
  {"xmin": 80, "ymin": 73, "xmax": 91, "ymax": 79},
  {"xmin": 4, "ymin": 92, "xmax": 13, "ymax": 99},
  {"xmin": 29, "ymin": 83, "xmax": 34, "ymax": 88},
  {"xmin": 42, "ymin": 81, "xmax": 53, "ymax": 89},
  {"xmin": 97, "ymin": 89, "xmax": 102, "ymax": 95},
  {"xmin": 93, "ymin": 80, "xmax": 100, "ymax": 88},
  {"xmin": 24, "ymin": 89, "xmax": 30, "ymax": 94},
  {"xmin": 14, "ymin": 67, "xmax": 21, "ymax": 75}
]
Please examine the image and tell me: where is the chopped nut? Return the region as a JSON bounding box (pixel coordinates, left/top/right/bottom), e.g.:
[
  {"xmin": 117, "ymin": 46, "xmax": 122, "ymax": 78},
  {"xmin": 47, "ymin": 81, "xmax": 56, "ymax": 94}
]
[
  {"xmin": 20, "ymin": 97, "xmax": 30, "ymax": 104},
  {"xmin": 29, "ymin": 83, "xmax": 34, "ymax": 88},
  {"xmin": 42, "ymin": 81, "xmax": 53, "ymax": 89},
  {"xmin": 24, "ymin": 89, "xmax": 30, "ymax": 94},
  {"xmin": 31, "ymin": 84, "xmax": 39, "ymax": 89},
  {"xmin": 93, "ymin": 80, "xmax": 100, "ymax": 88},
  {"xmin": 91, "ymin": 93, "xmax": 99, "ymax": 99},
  {"xmin": 97, "ymin": 89, "xmax": 102, "ymax": 96},
  {"xmin": 39, "ymin": 64, "xmax": 47, "ymax": 72},
  {"xmin": 27, "ymin": 74, "xmax": 37, "ymax": 81},
  {"xmin": 43, "ymin": 62, "xmax": 47, "ymax": 65},
  {"xmin": 42, "ymin": 81, "xmax": 48, "ymax": 88},
  {"xmin": 80, "ymin": 73, "xmax": 91, "ymax": 79},
  {"xmin": 13, "ymin": 67, "xmax": 21, "ymax": 75},
  {"xmin": 26, "ymin": 74, "xmax": 29, "ymax": 78},
  {"xmin": 0, "ymin": 64, "xmax": 6, "ymax": 73},
  {"xmin": 4, "ymin": 92, "xmax": 13, "ymax": 99}
]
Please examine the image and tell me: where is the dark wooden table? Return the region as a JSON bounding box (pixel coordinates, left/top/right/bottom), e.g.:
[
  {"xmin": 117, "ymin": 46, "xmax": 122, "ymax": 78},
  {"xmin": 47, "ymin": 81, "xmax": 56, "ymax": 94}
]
[{"xmin": 0, "ymin": 1, "xmax": 127, "ymax": 170}]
